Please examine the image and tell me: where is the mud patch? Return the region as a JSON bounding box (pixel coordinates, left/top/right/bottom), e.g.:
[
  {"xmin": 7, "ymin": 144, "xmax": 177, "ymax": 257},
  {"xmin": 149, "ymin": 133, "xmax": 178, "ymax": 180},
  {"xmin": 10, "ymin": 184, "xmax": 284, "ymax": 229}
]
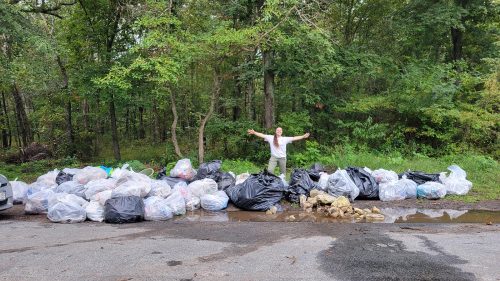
[{"xmin": 318, "ymin": 232, "xmax": 476, "ymax": 280}]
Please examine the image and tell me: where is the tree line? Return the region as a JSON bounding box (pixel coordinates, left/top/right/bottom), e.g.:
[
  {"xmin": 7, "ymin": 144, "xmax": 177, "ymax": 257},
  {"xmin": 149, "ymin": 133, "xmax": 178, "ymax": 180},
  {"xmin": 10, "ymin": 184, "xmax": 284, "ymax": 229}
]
[{"xmin": 0, "ymin": 0, "xmax": 498, "ymax": 163}]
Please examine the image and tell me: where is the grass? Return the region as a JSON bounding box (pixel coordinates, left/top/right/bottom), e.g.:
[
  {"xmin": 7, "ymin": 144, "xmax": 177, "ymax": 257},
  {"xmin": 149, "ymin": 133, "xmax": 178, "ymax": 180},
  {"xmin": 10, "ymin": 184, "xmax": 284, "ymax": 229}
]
[{"xmin": 0, "ymin": 150, "xmax": 497, "ymax": 203}]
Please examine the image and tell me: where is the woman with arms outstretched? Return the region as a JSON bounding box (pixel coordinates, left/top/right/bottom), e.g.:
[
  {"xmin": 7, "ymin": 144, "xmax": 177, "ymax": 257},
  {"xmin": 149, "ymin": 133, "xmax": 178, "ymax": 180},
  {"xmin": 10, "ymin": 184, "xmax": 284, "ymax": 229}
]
[{"xmin": 247, "ymin": 127, "xmax": 310, "ymax": 176}]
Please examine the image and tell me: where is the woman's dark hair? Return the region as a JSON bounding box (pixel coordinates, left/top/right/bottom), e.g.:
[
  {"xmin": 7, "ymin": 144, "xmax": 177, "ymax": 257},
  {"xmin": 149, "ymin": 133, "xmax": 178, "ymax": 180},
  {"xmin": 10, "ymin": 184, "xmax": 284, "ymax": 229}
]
[{"xmin": 273, "ymin": 134, "xmax": 279, "ymax": 148}]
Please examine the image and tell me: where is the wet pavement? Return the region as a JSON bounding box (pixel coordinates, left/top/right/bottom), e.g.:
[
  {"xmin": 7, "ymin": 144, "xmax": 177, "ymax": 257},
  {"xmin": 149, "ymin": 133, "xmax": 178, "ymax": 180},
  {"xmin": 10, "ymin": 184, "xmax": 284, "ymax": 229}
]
[
  {"xmin": 174, "ymin": 208, "xmax": 500, "ymax": 224},
  {"xmin": 1, "ymin": 205, "xmax": 500, "ymax": 280}
]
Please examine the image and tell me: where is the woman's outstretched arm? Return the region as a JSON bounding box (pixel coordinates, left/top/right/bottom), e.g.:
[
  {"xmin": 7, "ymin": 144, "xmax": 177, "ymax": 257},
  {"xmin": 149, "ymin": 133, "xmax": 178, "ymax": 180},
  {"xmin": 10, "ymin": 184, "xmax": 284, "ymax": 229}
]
[
  {"xmin": 247, "ymin": 129, "xmax": 267, "ymax": 139},
  {"xmin": 291, "ymin": 132, "xmax": 310, "ymax": 141}
]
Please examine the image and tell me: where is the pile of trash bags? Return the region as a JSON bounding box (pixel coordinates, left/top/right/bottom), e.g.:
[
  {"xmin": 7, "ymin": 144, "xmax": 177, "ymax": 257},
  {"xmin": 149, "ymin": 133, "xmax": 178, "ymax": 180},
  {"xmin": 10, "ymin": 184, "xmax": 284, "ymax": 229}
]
[{"xmin": 10, "ymin": 159, "xmax": 473, "ymax": 223}]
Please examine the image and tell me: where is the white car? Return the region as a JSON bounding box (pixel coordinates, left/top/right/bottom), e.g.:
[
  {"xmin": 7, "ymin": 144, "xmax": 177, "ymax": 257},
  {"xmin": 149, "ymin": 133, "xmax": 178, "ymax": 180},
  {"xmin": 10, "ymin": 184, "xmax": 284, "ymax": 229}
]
[{"xmin": 0, "ymin": 175, "xmax": 13, "ymax": 211}]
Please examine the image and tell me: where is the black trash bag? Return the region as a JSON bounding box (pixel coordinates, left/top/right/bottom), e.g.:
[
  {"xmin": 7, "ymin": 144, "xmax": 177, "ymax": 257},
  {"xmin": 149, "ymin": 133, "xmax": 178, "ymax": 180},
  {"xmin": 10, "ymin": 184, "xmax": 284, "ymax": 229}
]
[
  {"xmin": 286, "ymin": 169, "xmax": 319, "ymax": 203},
  {"xmin": 55, "ymin": 171, "xmax": 73, "ymax": 185},
  {"xmin": 161, "ymin": 176, "xmax": 188, "ymax": 188},
  {"xmin": 104, "ymin": 196, "xmax": 144, "ymax": 224},
  {"xmin": 399, "ymin": 171, "xmax": 440, "ymax": 185},
  {"xmin": 345, "ymin": 167, "xmax": 379, "ymax": 199},
  {"xmin": 193, "ymin": 160, "xmax": 222, "ymax": 181},
  {"xmin": 307, "ymin": 163, "xmax": 325, "ymax": 182},
  {"xmin": 156, "ymin": 167, "xmax": 168, "ymax": 180},
  {"xmin": 225, "ymin": 170, "xmax": 286, "ymax": 211},
  {"xmin": 193, "ymin": 160, "xmax": 235, "ymax": 191},
  {"xmin": 218, "ymin": 172, "xmax": 235, "ymax": 191},
  {"xmin": 157, "ymin": 167, "xmax": 189, "ymax": 186}
]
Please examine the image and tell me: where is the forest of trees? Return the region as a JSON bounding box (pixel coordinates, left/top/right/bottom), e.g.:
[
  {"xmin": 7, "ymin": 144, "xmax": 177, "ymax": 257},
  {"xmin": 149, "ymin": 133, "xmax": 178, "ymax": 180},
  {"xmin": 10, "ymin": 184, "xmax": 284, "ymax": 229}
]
[{"xmin": 0, "ymin": 0, "xmax": 498, "ymax": 165}]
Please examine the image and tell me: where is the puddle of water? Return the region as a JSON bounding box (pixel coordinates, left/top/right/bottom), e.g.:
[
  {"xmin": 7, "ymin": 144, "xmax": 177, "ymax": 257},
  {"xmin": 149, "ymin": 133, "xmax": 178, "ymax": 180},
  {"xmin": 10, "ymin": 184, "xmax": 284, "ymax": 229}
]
[{"xmin": 174, "ymin": 208, "xmax": 500, "ymax": 224}]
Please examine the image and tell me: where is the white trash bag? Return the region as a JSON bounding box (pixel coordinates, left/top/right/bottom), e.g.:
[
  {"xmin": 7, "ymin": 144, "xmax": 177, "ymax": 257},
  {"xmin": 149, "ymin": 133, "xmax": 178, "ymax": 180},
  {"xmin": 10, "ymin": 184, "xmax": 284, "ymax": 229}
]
[
  {"xmin": 170, "ymin": 159, "xmax": 196, "ymax": 180},
  {"xmin": 416, "ymin": 182, "xmax": 447, "ymax": 199},
  {"xmin": 24, "ymin": 189, "xmax": 55, "ymax": 214},
  {"xmin": 327, "ymin": 169, "xmax": 360, "ymax": 201},
  {"xmin": 200, "ymin": 191, "xmax": 229, "ymax": 211},
  {"xmin": 86, "ymin": 200, "xmax": 105, "ymax": 222},
  {"xmin": 11, "ymin": 180, "xmax": 29, "ymax": 204},
  {"xmin": 174, "ymin": 182, "xmax": 199, "ymax": 211},
  {"xmin": 47, "ymin": 201, "xmax": 86, "ymax": 223},
  {"xmin": 235, "ymin": 173, "xmax": 250, "ymax": 185},
  {"xmin": 439, "ymin": 165, "xmax": 472, "ymax": 195},
  {"xmin": 371, "ymin": 169, "xmax": 399, "ymax": 184},
  {"xmin": 54, "ymin": 181, "xmax": 87, "ymax": 198},
  {"xmin": 143, "ymin": 196, "xmax": 174, "ymax": 221},
  {"xmin": 379, "ymin": 178, "xmax": 418, "ymax": 201},
  {"xmin": 112, "ymin": 173, "xmax": 152, "ymax": 198},
  {"xmin": 36, "ymin": 169, "xmax": 60, "ymax": 187},
  {"xmin": 318, "ymin": 172, "xmax": 330, "ymax": 191},
  {"xmin": 73, "ymin": 166, "xmax": 108, "ymax": 185},
  {"xmin": 148, "ymin": 180, "xmax": 172, "ymax": 198},
  {"xmin": 188, "ymin": 179, "xmax": 218, "ymax": 199},
  {"xmin": 48, "ymin": 192, "xmax": 89, "ymax": 209},
  {"xmin": 91, "ymin": 189, "xmax": 112, "ymax": 206},
  {"xmin": 84, "ymin": 178, "xmax": 117, "ymax": 200},
  {"xmin": 163, "ymin": 189, "xmax": 186, "ymax": 215}
]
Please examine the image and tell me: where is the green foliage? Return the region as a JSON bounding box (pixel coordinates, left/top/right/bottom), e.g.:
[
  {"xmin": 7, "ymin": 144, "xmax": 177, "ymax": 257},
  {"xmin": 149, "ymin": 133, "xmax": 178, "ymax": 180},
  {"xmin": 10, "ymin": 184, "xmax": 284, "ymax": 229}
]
[
  {"xmin": 278, "ymin": 111, "xmax": 312, "ymax": 136},
  {"xmin": 221, "ymin": 159, "xmax": 260, "ymax": 175},
  {"xmin": 0, "ymin": 0, "xmax": 498, "ymax": 169}
]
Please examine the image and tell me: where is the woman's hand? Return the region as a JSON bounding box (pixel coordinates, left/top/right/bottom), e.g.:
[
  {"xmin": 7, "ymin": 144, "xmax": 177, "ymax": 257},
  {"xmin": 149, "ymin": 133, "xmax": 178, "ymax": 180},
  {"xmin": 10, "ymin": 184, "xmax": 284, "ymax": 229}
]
[
  {"xmin": 303, "ymin": 133, "xmax": 310, "ymax": 139},
  {"xmin": 247, "ymin": 129, "xmax": 255, "ymax": 135}
]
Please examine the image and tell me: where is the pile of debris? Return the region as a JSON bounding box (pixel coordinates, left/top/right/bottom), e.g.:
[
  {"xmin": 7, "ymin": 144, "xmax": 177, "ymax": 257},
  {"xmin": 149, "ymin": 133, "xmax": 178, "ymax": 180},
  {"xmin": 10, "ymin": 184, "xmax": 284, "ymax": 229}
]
[
  {"xmin": 299, "ymin": 191, "xmax": 385, "ymax": 221},
  {"xmin": 7, "ymin": 158, "xmax": 473, "ymax": 224}
]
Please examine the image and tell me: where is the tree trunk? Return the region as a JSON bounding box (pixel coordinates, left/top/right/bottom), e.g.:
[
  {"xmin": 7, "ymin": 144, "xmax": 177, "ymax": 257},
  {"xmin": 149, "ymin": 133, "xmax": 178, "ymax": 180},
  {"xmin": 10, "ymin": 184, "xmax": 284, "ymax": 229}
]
[
  {"xmin": 56, "ymin": 55, "xmax": 75, "ymax": 155},
  {"xmin": 245, "ymin": 78, "xmax": 254, "ymax": 120},
  {"xmin": 263, "ymin": 50, "xmax": 275, "ymax": 129},
  {"xmin": 451, "ymin": 27, "xmax": 463, "ymax": 61},
  {"xmin": 170, "ymin": 91, "xmax": 182, "ymax": 157},
  {"xmin": 125, "ymin": 107, "xmax": 130, "ymax": 137},
  {"xmin": 11, "ymin": 83, "xmax": 32, "ymax": 147},
  {"xmin": 0, "ymin": 92, "xmax": 8, "ymax": 148},
  {"xmin": 198, "ymin": 68, "xmax": 221, "ymax": 163},
  {"xmin": 138, "ymin": 106, "xmax": 145, "ymax": 139},
  {"xmin": 233, "ymin": 77, "xmax": 242, "ymax": 121},
  {"xmin": 109, "ymin": 94, "xmax": 121, "ymax": 160},
  {"xmin": 152, "ymin": 98, "xmax": 160, "ymax": 143},
  {"xmin": 2, "ymin": 92, "xmax": 12, "ymax": 147},
  {"xmin": 82, "ymin": 99, "xmax": 89, "ymax": 131}
]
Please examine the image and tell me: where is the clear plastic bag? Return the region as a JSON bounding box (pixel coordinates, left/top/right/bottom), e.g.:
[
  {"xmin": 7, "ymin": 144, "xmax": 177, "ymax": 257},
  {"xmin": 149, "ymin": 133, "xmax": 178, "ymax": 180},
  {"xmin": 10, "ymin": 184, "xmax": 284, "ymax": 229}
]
[
  {"xmin": 371, "ymin": 169, "xmax": 399, "ymax": 184},
  {"xmin": 416, "ymin": 182, "xmax": 447, "ymax": 199},
  {"xmin": 84, "ymin": 178, "xmax": 117, "ymax": 200},
  {"xmin": 86, "ymin": 200, "xmax": 105, "ymax": 222},
  {"xmin": 235, "ymin": 173, "xmax": 250, "ymax": 185},
  {"xmin": 174, "ymin": 182, "xmax": 199, "ymax": 211},
  {"xmin": 439, "ymin": 165, "xmax": 472, "ymax": 195},
  {"xmin": 47, "ymin": 201, "xmax": 86, "ymax": 223},
  {"xmin": 200, "ymin": 191, "xmax": 229, "ymax": 211},
  {"xmin": 24, "ymin": 189, "xmax": 55, "ymax": 214},
  {"xmin": 163, "ymin": 189, "xmax": 186, "ymax": 215},
  {"xmin": 143, "ymin": 196, "xmax": 174, "ymax": 221},
  {"xmin": 35, "ymin": 169, "xmax": 60, "ymax": 187},
  {"xmin": 327, "ymin": 169, "xmax": 360, "ymax": 201},
  {"xmin": 379, "ymin": 178, "xmax": 417, "ymax": 201},
  {"xmin": 91, "ymin": 190, "xmax": 113, "ymax": 206},
  {"xmin": 170, "ymin": 159, "xmax": 196, "ymax": 180},
  {"xmin": 187, "ymin": 179, "xmax": 218, "ymax": 198},
  {"xmin": 318, "ymin": 172, "xmax": 330, "ymax": 191},
  {"xmin": 110, "ymin": 164, "xmax": 130, "ymax": 179},
  {"xmin": 54, "ymin": 181, "xmax": 87, "ymax": 198},
  {"xmin": 112, "ymin": 173, "xmax": 152, "ymax": 198},
  {"xmin": 73, "ymin": 166, "xmax": 108, "ymax": 185},
  {"xmin": 48, "ymin": 192, "xmax": 89, "ymax": 209},
  {"xmin": 11, "ymin": 180, "xmax": 29, "ymax": 204},
  {"xmin": 148, "ymin": 180, "xmax": 172, "ymax": 198}
]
